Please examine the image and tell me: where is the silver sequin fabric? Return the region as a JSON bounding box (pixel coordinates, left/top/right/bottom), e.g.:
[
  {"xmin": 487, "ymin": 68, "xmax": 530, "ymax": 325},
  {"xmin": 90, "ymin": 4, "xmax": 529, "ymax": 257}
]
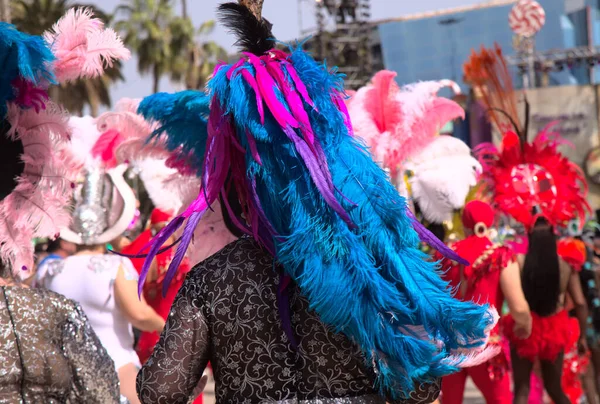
[
  {"xmin": 0, "ymin": 286, "xmax": 120, "ymax": 403},
  {"xmin": 137, "ymin": 237, "xmax": 440, "ymax": 404}
]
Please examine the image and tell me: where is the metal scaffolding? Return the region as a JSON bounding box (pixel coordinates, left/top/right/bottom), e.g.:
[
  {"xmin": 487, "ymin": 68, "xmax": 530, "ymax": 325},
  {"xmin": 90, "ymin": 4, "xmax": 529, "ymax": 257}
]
[
  {"xmin": 506, "ymin": 44, "xmax": 600, "ymax": 85},
  {"xmin": 314, "ymin": 0, "xmax": 372, "ymax": 89}
]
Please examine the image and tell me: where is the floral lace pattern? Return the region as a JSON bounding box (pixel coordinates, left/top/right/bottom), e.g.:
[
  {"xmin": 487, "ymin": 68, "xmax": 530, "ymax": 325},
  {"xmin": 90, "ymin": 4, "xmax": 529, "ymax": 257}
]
[
  {"xmin": 0, "ymin": 286, "xmax": 120, "ymax": 403},
  {"xmin": 137, "ymin": 237, "xmax": 440, "ymax": 404}
]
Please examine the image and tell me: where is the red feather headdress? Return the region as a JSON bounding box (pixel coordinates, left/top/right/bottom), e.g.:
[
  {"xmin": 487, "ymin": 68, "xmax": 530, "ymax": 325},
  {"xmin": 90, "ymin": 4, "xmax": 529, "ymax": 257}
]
[{"xmin": 466, "ymin": 45, "xmax": 590, "ymax": 229}]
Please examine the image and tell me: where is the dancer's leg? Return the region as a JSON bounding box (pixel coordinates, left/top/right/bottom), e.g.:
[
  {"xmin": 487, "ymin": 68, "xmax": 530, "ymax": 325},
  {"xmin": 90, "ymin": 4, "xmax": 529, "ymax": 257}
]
[
  {"xmin": 511, "ymin": 348, "xmax": 534, "ymax": 404},
  {"xmin": 440, "ymin": 370, "xmax": 468, "ymax": 404},
  {"xmin": 540, "ymin": 351, "xmax": 569, "ymax": 404}
]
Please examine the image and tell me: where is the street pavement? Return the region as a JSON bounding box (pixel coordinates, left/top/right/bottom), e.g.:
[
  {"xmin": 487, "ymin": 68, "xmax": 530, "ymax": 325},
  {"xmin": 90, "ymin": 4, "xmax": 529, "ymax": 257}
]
[{"xmin": 200, "ymin": 375, "xmax": 486, "ymax": 403}]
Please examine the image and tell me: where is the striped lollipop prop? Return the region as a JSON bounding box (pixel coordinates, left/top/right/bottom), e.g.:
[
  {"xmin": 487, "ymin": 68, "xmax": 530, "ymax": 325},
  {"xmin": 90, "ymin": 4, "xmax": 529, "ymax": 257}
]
[{"xmin": 509, "ymin": 0, "xmax": 545, "ymax": 38}]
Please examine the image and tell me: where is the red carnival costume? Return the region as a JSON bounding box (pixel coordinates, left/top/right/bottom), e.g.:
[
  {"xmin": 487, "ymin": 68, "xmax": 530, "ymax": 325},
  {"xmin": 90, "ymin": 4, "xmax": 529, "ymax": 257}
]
[
  {"xmin": 122, "ymin": 208, "xmax": 192, "ymax": 364},
  {"xmin": 479, "ymin": 127, "xmax": 587, "ymax": 365},
  {"xmin": 440, "ymin": 200, "xmax": 513, "ymax": 404},
  {"xmin": 465, "ymin": 45, "xmax": 591, "ymax": 404}
]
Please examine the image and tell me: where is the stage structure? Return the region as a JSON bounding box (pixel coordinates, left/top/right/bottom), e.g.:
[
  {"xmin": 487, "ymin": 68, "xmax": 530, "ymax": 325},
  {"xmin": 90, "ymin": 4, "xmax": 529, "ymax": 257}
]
[{"xmin": 311, "ymin": 0, "xmax": 373, "ymax": 89}]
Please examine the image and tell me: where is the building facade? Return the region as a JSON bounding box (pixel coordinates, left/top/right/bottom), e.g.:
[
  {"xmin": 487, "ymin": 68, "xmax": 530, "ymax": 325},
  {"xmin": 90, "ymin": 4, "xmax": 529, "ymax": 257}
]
[{"xmin": 376, "ymin": 0, "xmax": 593, "ymax": 91}]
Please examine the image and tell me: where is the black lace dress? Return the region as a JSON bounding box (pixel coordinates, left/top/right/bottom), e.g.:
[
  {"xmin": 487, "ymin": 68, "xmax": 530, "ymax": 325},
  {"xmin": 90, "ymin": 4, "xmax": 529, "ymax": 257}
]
[
  {"xmin": 137, "ymin": 237, "xmax": 440, "ymax": 403},
  {"xmin": 0, "ymin": 286, "xmax": 120, "ymax": 403}
]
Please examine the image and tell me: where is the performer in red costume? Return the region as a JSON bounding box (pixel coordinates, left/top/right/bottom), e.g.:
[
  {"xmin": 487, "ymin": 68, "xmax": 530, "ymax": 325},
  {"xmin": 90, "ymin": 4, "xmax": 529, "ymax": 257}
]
[
  {"xmin": 122, "ymin": 208, "xmax": 192, "ymax": 364},
  {"xmin": 440, "ymin": 200, "xmax": 531, "ymax": 404},
  {"xmin": 468, "ymin": 44, "xmax": 590, "ymax": 404}
]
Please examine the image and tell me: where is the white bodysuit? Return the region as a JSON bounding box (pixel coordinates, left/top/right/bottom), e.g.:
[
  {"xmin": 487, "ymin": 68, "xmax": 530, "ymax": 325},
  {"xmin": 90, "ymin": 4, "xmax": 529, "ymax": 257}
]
[{"xmin": 42, "ymin": 254, "xmax": 141, "ymax": 370}]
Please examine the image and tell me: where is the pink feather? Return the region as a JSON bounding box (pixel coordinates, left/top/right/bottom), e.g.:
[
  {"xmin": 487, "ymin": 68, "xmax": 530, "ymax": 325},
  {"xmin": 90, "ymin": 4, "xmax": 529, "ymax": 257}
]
[
  {"xmin": 44, "ymin": 7, "xmax": 130, "ymax": 82},
  {"xmin": 91, "ymin": 129, "xmax": 124, "ymax": 168},
  {"xmin": 244, "ymin": 53, "xmax": 299, "ymax": 129},
  {"xmin": 349, "ymin": 71, "xmax": 466, "ymax": 178},
  {"xmin": 1, "ymin": 103, "xmax": 75, "ymax": 279}
]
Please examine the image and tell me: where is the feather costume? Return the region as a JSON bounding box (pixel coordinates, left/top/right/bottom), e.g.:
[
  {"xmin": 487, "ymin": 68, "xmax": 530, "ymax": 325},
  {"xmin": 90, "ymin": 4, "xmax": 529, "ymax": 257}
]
[
  {"xmin": 348, "ymin": 71, "xmax": 479, "ymax": 226},
  {"xmin": 404, "ymin": 136, "xmax": 481, "ymax": 225},
  {"xmin": 347, "ymin": 70, "xmax": 465, "ymax": 183},
  {"xmin": 467, "ymin": 45, "xmax": 590, "ymax": 230},
  {"xmin": 0, "ymin": 11, "xmax": 129, "ymax": 277},
  {"xmin": 135, "ymin": 3, "xmax": 496, "ymax": 399}
]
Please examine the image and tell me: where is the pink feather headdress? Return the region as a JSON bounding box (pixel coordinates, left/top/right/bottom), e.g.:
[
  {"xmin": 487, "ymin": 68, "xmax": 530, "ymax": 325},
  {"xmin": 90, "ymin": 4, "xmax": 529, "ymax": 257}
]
[
  {"xmin": 44, "ymin": 8, "xmax": 130, "ymax": 82},
  {"xmin": 0, "ymin": 8, "xmax": 129, "ymax": 277},
  {"xmin": 347, "ymin": 70, "xmax": 465, "ymax": 182},
  {"xmin": 95, "ymin": 99, "xmax": 238, "ymax": 265}
]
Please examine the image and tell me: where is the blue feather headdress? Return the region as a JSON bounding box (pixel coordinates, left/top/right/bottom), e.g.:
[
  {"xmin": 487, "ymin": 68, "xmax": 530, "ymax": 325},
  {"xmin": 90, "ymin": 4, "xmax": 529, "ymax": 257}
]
[
  {"xmin": 137, "ymin": 2, "xmax": 497, "ymax": 399},
  {"xmin": 0, "ymin": 23, "xmax": 55, "ymax": 117}
]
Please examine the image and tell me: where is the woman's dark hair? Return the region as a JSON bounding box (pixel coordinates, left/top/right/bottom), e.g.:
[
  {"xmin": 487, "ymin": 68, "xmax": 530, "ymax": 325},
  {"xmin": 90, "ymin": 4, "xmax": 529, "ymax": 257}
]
[
  {"xmin": 0, "ymin": 119, "xmax": 25, "ymax": 201},
  {"xmin": 413, "ymin": 201, "xmax": 446, "ymax": 241},
  {"xmin": 219, "ymin": 173, "xmax": 246, "ymax": 239},
  {"xmin": 0, "ymin": 258, "xmax": 14, "ymax": 281},
  {"xmin": 522, "ymin": 217, "xmax": 560, "ymax": 316}
]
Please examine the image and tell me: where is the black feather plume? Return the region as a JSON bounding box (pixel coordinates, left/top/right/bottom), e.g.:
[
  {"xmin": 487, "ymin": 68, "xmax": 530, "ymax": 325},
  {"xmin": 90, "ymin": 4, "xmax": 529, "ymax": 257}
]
[{"xmin": 217, "ymin": 2, "xmax": 275, "ymax": 55}]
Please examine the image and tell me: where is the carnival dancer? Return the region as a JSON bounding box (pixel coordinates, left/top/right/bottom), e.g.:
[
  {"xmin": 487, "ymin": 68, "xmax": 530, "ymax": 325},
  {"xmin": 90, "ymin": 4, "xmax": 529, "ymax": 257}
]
[
  {"xmin": 468, "ymin": 44, "xmax": 590, "ymax": 404},
  {"xmin": 41, "ymin": 116, "xmax": 165, "ymax": 404},
  {"xmin": 134, "ymin": 3, "xmax": 498, "ymax": 403},
  {"xmin": 122, "ymin": 208, "xmax": 190, "ymax": 361},
  {"xmin": 0, "ymin": 9, "xmax": 129, "ymax": 402},
  {"xmin": 95, "ymin": 99, "xmax": 237, "ymax": 377},
  {"xmin": 439, "ymin": 200, "xmax": 531, "ymax": 404}
]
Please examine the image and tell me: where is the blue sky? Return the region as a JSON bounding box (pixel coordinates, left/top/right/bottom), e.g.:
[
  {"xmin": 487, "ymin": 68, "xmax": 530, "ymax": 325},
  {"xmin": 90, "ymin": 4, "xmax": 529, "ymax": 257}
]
[{"xmin": 90, "ymin": 0, "xmax": 487, "ymax": 106}]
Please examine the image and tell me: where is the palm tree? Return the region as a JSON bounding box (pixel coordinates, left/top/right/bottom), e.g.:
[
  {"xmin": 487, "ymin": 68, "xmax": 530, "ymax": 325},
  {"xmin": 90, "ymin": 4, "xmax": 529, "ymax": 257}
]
[
  {"xmin": 11, "ymin": 0, "xmax": 126, "ymax": 116},
  {"xmin": 170, "ymin": 20, "xmax": 228, "ymax": 90},
  {"xmin": 114, "ymin": 0, "xmax": 179, "ymax": 93},
  {"xmin": 1, "ymin": 0, "xmax": 11, "ymax": 22}
]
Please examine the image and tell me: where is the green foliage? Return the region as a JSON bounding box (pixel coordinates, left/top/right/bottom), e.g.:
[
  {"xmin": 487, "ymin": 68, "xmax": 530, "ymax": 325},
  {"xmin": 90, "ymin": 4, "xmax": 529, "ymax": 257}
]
[{"xmin": 115, "ymin": 0, "xmax": 227, "ymax": 92}]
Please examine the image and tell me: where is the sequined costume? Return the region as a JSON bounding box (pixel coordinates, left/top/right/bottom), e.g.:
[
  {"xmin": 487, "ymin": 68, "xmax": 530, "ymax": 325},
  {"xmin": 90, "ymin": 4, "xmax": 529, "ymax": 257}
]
[
  {"xmin": 137, "ymin": 237, "xmax": 440, "ymax": 404},
  {"xmin": 0, "ymin": 286, "xmax": 119, "ymax": 403}
]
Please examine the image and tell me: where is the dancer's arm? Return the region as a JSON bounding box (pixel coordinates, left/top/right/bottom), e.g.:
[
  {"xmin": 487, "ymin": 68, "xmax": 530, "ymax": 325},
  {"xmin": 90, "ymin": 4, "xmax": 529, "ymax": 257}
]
[
  {"xmin": 567, "ymin": 267, "xmax": 589, "ymax": 352},
  {"xmin": 500, "ymin": 260, "xmax": 532, "ymax": 339},
  {"xmin": 137, "ymin": 271, "xmax": 210, "ymax": 404},
  {"xmin": 114, "ymin": 264, "xmax": 165, "ymax": 332}
]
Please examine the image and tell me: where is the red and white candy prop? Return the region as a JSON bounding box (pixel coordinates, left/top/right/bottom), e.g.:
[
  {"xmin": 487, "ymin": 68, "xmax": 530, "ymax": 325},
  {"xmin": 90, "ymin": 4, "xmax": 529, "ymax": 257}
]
[{"xmin": 509, "ymin": 0, "xmax": 545, "ymax": 38}]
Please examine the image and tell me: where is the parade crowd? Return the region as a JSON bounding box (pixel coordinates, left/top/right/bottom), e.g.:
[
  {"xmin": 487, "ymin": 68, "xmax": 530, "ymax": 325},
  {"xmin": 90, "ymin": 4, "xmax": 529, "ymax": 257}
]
[{"xmin": 2, "ymin": 2, "xmax": 600, "ymax": 404}]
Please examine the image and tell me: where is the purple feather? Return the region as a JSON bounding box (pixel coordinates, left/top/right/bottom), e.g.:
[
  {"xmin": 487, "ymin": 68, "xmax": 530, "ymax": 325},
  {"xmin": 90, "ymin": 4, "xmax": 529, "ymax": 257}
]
[
  {"xmin": 226, "ymin": 58, "xmax": 245, "ymax": 79},
  {"xmin": 220, "ymin": 187, "xmax": 252, "ymax": 235},
  {"xmin": 406, "ymin": 208, "xmax": 469, "ymax": 266},
  {"xmin": 245, "ymin": 129, "xmax": 262, "ymax": 165},
  {"xmin": 250, "ymin": 176, "xmax": 278, "ymax": 236},
  {"xmin": 333, "ymin": 94, "xmax": 354, "ymax": 137},
  {"xmin": 138, "ymin": 215, "xmax": 185, "ymax": 296},
  {"xmin": 284, "ymin": 126, "xmax": 354, "ymax": 228},
  {"xmin": 244, "ymin": 53, "xmax": 299, "ymax": 129},
  {"xmin": 277, "ymin": 273, "xmax": 298, "ymax": 349},
  {"xmin": 162, "ymin": 211, "xmax": 204, "ymax": 296},
  {"xmin": 110, "ymin": 237, "xmax": 182, "ymax": 259}
]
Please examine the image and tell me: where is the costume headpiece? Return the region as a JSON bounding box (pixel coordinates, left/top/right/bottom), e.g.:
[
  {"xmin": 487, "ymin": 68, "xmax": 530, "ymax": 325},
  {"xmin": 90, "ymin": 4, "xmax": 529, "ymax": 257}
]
[
  {"xmin": 404, "ymin": 135, "xmax": 481, "ymax": 224},
  {"xmin": 347, "ymin": 70, "xmax": 465, "ymax": 184},
  {"xmin": 95, "ymin": 98, "xmax": 237, "ymax": 265},
  {"xmin": 60, "ymin": 116, "xmax": 136, "ymax": 246},
  {"xmin": 348, "ymin": 71, "xmax": 480, "ymax": 225},
  {"xmin": 462, "ymin": 200, "xmax": 495, "ymax": 236},
  {"xmin": 0, "ymin": 9, "xmax": 129, "ymax": 276},
  {"xmin": 134, "ymin": 3, "xmax": 496, "ymax": 398},
  {"xmin": 466, "ymin": 45, "xmax": 590, "ymax": 230}
]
